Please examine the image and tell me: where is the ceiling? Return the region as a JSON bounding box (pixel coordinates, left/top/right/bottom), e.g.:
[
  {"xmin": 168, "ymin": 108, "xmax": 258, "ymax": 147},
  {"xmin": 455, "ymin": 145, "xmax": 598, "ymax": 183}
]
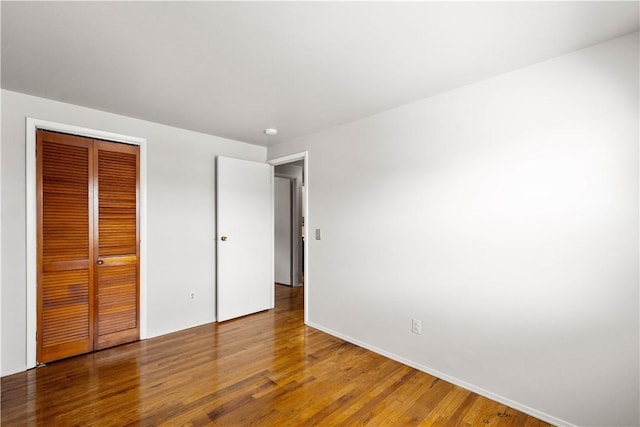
[{"xmin": 2, "ymin": 2, "xmax": 638, "ymax": 147}]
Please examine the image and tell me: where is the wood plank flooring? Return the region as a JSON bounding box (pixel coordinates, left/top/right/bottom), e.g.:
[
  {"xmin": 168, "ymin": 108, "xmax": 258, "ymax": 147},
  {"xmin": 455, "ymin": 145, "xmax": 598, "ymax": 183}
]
[{"xmin": 1, "ymin": 285, "xmax": 553, "ymax": 426}]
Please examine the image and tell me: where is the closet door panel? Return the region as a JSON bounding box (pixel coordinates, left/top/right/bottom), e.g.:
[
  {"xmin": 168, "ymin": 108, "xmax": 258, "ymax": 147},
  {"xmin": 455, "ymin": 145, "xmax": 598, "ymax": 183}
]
[
  {"xmin": 37, "ymin": 132, "xmax": 140, "ymax": 361},
  {"xmin": 37, "ymin": 131, "xmax": 94, "ymax": 363},
  {"xmin": 40, "ymin": 270, "xmax": 90, "ymax": 356},
  {"xmin": 94, "ymin": 141, "xmax": 140, "ymax": 350}
]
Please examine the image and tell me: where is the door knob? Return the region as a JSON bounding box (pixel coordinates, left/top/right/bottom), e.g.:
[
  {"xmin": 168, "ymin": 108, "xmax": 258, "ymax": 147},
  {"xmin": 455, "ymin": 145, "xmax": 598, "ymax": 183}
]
[
  {"xmin": 97, "ymin": 260, "xmax": 104, "ymax": 265},
  {"xmin": 221, "ymin": 236, "xmax": 228, "ymax": 241}
]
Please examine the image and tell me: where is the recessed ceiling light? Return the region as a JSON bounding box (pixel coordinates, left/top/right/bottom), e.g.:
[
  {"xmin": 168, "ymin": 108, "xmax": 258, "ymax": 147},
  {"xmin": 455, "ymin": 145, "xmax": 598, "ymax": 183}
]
[{"xmin": 264, "ymin": 128, "xmax": 278, "ymax": 136}]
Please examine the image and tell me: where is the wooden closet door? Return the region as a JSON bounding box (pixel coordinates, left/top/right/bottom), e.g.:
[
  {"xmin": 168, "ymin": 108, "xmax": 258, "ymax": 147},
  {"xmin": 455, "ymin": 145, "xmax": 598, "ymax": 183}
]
[
  {"xmin": 37, "ymin": 131, "xmax": 140, "ymax": 363},
  {"xmin": 94, "ymin": 140, "xmax": 140, "ymax": 350},
  {"xmin": 37, "ymin": 131, "xmax": 94, "ymax": 363}
]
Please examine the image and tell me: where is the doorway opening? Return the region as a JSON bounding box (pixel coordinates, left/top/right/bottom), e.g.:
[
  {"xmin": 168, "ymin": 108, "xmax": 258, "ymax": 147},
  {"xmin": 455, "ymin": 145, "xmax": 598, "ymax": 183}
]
[
  {"xmin": 274, "ymin": 164, "xmax": 304, "ymax": 287},
  {"xmin": 269, "ymin": 152, "xmax": 308, "ymax": 324}
]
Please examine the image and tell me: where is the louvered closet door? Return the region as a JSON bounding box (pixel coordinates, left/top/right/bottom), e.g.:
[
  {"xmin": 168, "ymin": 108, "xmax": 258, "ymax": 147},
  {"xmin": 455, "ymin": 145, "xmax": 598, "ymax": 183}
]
[
  {"xmin": 94, "ymin": 141, "xmax": 140, "ymax": 350},
  {"xmin": 37, "ymin": 131, "xmax": 94, "ymax": 363},
  {"xmin": 37, "ymin": 131, "xmax": 140, "ymax": 363}
]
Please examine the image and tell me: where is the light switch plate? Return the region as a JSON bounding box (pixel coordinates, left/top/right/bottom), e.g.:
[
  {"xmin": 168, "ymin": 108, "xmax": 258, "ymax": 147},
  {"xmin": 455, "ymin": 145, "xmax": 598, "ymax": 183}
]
[{"xmin": 315, "ymin": 229, "xmax": 321, "ymax": 240}]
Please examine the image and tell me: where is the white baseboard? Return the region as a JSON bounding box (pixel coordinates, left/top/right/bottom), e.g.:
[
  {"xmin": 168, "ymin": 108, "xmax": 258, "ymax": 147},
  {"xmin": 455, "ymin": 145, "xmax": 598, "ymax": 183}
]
[
  {"xmin": 2, "ymin": 365, "xmax": 28, "ymax": 377},
  {"xmin": 306, "ymin": 320, "xmax": 574, "ymax": 427}
]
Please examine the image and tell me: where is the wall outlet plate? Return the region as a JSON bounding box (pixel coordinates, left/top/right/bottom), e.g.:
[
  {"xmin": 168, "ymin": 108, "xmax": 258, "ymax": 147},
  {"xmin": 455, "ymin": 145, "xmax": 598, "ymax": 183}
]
[{"xmin": 412, "ymin": 319, "xmax": 422, "ymax": 334}]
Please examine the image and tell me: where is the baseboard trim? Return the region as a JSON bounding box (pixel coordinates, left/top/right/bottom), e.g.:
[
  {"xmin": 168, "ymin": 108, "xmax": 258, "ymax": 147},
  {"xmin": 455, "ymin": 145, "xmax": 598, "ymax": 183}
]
[
  {"xmin": 2, "ymin": 365, "xmax": 28, "ymax": 377},
  {"xmin": 306, "ymin": 320, "xmax": 574, "ymax": 427}
]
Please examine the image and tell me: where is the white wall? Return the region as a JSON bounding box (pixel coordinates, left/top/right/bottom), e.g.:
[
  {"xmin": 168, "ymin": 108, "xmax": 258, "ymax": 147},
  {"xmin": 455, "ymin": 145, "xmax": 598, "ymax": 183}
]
[
  {"xmin": 268, "ymin": 33, "xmax": 639, "ymax": 427},
  {"xmin": 1, "ymin": 90, "xmax": 266, "ymax": 375}
]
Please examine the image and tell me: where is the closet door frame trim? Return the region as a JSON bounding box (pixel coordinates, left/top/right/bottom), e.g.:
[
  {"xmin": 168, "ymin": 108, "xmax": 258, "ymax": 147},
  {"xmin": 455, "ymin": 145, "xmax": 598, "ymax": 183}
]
[{"xmin": 26, "ymin": 118, "xmax": 147, "ymax": 369}]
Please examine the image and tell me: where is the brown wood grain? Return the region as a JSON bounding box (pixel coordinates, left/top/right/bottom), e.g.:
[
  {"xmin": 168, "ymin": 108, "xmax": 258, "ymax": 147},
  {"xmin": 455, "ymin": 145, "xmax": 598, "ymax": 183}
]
[
  {"xmin": 94, "ymin": 140, "xmax": 140, "ymax": 350},
  {"xmin": 5, "ymin": 285, "xmax": 554, "ymax": 426},
  {"xmin": 37, "ymin": 130, "xmax": 94, "ymax": 363},
  {"xmin": 36, "ymin": 130, "xmax": 140, "ymax": 363}
]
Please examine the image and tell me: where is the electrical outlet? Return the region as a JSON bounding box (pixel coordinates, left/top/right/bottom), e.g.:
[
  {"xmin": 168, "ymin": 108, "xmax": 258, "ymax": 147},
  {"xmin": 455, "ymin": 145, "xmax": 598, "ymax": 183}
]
[
  {"xmin": 189, "ymin": 291, "xmax": 196, "ymax": 301},
  {"xmin": 411, "ymin": 319, "xmax": 422, "ymax": 335}
]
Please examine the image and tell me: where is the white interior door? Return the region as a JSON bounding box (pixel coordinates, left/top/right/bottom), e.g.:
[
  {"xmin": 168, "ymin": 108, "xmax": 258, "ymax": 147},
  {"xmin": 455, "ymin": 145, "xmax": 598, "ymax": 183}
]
[
  {"xmin": 274, "ymin": 177, "xmax": 292, "ymax": 285},
  {"xmin": 217, "ymin": 156, "xmax": 273, "ymax": 321}
]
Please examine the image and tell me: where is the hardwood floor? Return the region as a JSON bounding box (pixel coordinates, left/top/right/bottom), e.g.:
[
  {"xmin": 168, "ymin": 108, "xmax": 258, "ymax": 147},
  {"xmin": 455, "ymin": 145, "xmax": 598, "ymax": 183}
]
[{"xmin": 2, "ymin": 285, "xmax": 552, "ymax": 426}]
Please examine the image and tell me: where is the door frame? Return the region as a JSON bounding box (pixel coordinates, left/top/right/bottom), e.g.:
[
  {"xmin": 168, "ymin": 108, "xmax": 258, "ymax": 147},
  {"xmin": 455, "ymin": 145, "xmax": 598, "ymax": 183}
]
[
  {"xmin": 25, "ymin": 118, "xmax": 148, "ymax": 369},
  {"xmin": 268, "ymin": 151, "xmax": 309, "ymax": 325}
]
